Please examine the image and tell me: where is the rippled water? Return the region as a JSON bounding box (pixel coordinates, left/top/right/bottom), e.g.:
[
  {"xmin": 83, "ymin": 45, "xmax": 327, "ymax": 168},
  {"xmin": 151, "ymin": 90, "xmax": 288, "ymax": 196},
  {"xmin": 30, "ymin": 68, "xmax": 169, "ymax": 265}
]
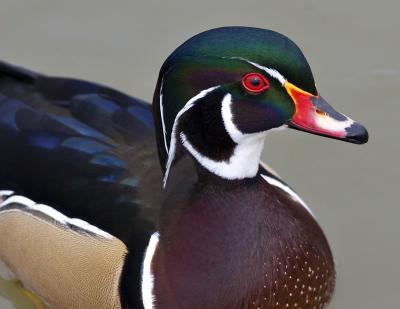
[{"xmin": 0, "ymin": 0, "xmax": 398, "ymax": 308}]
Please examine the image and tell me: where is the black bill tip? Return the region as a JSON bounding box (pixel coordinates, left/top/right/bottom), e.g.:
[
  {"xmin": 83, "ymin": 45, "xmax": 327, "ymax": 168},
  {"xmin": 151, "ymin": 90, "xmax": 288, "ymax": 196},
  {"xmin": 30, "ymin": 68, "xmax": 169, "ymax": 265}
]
[{"xmin": 345, "ymin": 123, "xmax": 369, "ymax": 144}]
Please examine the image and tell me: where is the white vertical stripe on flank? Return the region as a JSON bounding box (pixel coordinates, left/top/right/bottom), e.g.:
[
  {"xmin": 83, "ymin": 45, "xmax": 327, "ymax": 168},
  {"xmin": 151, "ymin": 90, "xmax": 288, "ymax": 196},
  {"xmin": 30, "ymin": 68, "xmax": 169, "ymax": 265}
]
[{"xmin": 141, "ymin": 232, "xmax": 160, "ymax": 309}]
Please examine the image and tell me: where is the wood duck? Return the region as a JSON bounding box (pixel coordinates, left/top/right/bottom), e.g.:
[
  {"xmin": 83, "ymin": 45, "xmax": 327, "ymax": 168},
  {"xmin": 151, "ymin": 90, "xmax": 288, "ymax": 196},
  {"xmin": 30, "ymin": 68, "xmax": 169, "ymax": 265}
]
[{"xmin": 0, "ymin": 27, "xmax": 368, "ymax": 309}]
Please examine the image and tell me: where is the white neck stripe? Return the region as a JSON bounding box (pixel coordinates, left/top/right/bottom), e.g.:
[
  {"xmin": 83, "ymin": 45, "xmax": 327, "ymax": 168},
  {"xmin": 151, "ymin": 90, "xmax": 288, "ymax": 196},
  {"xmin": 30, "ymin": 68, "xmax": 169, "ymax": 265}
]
[
  {"xmin": 159, "ymin": 79, "xmax": 169, "ymax": 154},
  {"xmin": 163, "ymin": 86, "xmax": 220, "ymax": 187}
]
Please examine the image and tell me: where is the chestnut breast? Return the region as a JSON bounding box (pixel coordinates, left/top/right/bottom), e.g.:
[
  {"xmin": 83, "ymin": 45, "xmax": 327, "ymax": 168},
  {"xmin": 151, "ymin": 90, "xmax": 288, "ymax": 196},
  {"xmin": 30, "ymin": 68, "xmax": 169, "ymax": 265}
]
[{"xmin": 153, "ymin": 176, "xmax": 335, "ymax": 309}]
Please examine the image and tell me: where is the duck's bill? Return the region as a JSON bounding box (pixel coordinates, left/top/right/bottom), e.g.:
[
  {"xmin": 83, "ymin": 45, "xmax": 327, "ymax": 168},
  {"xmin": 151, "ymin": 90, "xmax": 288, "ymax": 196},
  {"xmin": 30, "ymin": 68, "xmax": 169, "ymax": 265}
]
[{"xmin": 284, "ymin": 82, "xmax": 368, "ymax": 144}]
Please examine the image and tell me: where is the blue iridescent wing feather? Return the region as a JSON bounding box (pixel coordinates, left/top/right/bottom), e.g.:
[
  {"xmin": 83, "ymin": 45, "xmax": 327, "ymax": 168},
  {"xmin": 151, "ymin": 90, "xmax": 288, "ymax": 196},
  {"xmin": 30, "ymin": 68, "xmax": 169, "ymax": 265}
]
[{"xmin": 0, "ymin": 60, "xmax": 161, "ymax": 242}]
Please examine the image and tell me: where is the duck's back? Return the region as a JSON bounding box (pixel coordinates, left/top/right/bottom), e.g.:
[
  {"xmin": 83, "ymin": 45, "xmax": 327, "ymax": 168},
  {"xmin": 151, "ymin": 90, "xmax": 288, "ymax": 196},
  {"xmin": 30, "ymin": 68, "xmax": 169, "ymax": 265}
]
[
  {"xmin": 0, "ymin": 60, "xmax": 165, "ymax": 233},
  {"xmin": 0, "ymin": 60, "xmax": 164, "ymax": 308}
]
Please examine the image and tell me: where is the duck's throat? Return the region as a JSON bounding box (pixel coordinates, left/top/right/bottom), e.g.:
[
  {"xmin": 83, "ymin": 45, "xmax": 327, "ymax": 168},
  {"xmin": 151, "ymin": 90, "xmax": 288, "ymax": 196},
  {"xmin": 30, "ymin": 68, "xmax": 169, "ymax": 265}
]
[{"xmin": 180, "ymin": 131, "xmax": 266, "ymax": 180}]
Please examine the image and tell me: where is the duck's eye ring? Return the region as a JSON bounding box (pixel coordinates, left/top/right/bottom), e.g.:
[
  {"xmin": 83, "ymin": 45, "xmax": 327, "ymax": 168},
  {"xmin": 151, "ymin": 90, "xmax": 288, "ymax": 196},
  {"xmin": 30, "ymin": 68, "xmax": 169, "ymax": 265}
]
[{"xmin": 241, "ymin": 73, "xmax": 270, "ymax": 94}]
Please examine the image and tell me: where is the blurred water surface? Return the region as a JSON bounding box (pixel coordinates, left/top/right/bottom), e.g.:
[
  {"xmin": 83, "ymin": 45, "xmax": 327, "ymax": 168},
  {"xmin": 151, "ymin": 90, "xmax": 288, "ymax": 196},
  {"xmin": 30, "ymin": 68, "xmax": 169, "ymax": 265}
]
[{"xmin": 0, "ymin": 0, "xmax": 398, "ymax": 308}]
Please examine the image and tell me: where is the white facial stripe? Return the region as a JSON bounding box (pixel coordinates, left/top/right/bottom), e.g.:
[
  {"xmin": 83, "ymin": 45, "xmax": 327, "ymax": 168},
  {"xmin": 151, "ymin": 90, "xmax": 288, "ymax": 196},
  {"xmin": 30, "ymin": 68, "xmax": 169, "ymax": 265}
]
[
  {"xmin": 141, "ymin": 232, "xmax": 160, "ymax": 309},
  {"xmin": 261, "ymin": 174, "xmax": 315, "ymax": 217},
  {"xmin": 221, "ymin": 93, "xmax": 248, "ymax": 143},
  {"xmin": 220, "ymin": 93, "xmax": 288, "ymax": 141},
  {"xmin": 226, "ymin": 56, "xmax": 287, "ymax": 85},
  {"xmin": 0, "ymin": 194, "xmax": 113, "ymax": 239},
  {"xmin": 246, "ymin": 60, "xmax": 287, "ymax": 85},
  {"xmin": 163, "ymin": 86, "xmax": 220, "ymax": 187},
  {"xmin": 159, "ymin": 81, "xmax": 169, "ymax": 154}
]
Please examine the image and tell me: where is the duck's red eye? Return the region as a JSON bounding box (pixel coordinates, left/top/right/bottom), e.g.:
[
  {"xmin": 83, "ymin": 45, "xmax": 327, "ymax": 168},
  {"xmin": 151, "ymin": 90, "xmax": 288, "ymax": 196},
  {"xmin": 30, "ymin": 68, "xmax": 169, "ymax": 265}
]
[{"xmin": 241, "ymin": 73, "xmax": 270, "ymax": 94}]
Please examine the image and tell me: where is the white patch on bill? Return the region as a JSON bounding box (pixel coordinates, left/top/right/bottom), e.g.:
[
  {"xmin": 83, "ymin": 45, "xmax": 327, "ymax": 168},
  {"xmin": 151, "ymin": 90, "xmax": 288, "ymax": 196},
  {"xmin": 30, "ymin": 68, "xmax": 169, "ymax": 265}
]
[{"xmin": 315, "ymin": 114, "xmax": 354, "ymax": 134}]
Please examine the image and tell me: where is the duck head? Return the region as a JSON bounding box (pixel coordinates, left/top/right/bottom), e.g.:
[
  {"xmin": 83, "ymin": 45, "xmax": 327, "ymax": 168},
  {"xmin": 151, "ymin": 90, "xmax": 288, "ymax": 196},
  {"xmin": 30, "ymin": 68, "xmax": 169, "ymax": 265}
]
[{"xmin": 153, "ymin": 27, "xmax": 368, "ymax": 185}]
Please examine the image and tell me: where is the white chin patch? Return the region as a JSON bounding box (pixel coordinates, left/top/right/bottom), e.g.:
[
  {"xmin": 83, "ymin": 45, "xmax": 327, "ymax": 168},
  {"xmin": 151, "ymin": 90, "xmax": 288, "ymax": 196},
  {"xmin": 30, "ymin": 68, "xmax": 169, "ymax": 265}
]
[
  {"xmin": 179, "ymin": 93, "xmax": 268, "ymax": 180},
  {"xmin": 180, "ymin": 132, "xmax": 265, "ymax": 180}
]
